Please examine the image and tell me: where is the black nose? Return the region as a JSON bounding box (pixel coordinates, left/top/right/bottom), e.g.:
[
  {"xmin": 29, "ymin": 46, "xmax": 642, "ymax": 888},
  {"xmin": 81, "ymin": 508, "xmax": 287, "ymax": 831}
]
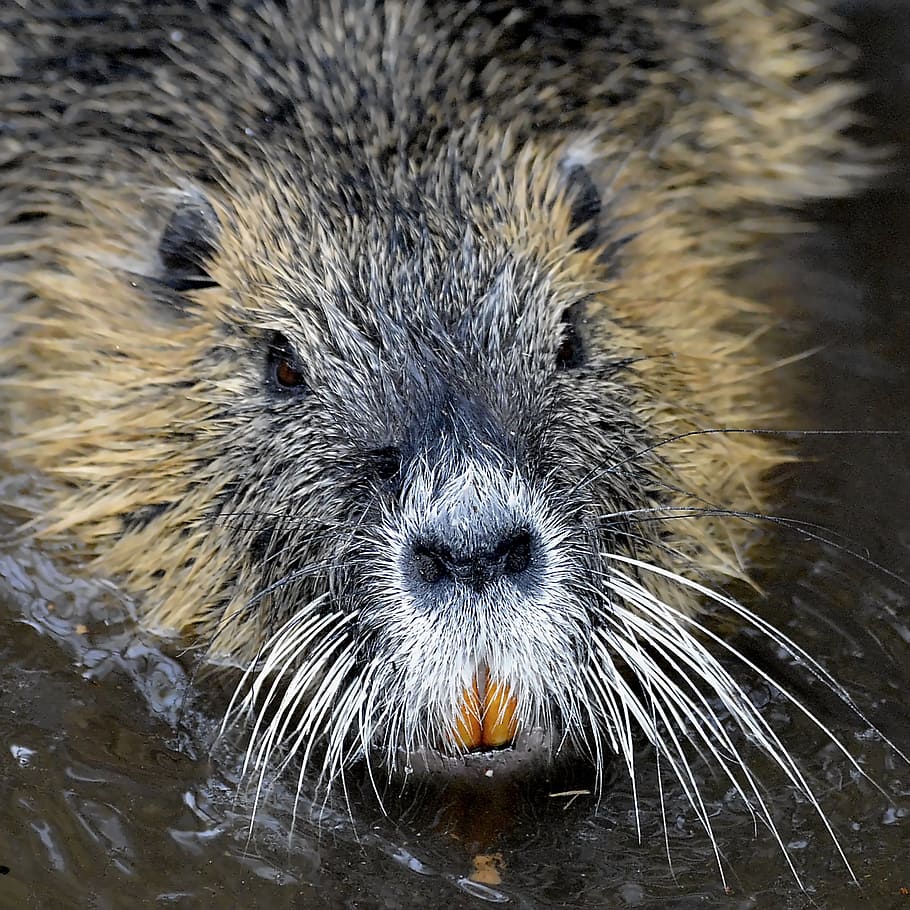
[{"xmin": 410, "ymin": 529, "xmax": 533, "ymax": 592}]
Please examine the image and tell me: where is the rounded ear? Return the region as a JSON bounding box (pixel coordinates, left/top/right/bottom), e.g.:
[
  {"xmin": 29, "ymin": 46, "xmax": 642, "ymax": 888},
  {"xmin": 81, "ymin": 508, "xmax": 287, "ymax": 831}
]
[
  {"xmin": 157, "ymin": 192, "xmax": 220, "ymax": 291},
  {"xmin": 555, "ymin": 299, "xmax": 588, "ymax": 371},
  {"xmin": 559, "ymin": 158, "xmax": 602, "ymax": 252}
]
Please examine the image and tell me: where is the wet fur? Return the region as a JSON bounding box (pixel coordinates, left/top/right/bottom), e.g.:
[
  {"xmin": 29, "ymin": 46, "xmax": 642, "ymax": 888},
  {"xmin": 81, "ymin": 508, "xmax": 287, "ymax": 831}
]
[{"xmin": 0, "ymin": 0, "xmax": 872, "ymax": 884}]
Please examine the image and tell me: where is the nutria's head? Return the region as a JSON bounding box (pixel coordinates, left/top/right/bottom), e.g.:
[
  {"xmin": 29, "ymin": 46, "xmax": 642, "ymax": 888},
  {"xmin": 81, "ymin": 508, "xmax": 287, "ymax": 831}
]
[
  {"xmin": 0, "ymin": 0, "xmax": 872, "ymax": 877},
  {"xmin": 3, "ymin": 130, "xmax": 786, "ymax": 786}
]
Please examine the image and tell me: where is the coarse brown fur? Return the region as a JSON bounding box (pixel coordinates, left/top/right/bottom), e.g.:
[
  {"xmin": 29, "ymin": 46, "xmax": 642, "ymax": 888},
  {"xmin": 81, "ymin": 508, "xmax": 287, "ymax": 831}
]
[{"xmin": 0, "ymin": 0, "xmax": 871, "ymax": 862}]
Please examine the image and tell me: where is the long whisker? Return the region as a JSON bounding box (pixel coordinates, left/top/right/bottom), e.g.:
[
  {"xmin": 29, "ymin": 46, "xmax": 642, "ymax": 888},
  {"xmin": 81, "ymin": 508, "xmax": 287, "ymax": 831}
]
[
  {"xmin": 599, "ymin": 587, "xmax": 806, "ymax": 881},
  {"xmin": 574, "ymin": 427, "xmax": 909, "ymax": 496},
  {"xmin": 599, "ymin": 504, "xmax": 909, "ymax": 588},
  {"xmin": 592, "ymin": 552, "xmax": 910, "ymax": 880}
]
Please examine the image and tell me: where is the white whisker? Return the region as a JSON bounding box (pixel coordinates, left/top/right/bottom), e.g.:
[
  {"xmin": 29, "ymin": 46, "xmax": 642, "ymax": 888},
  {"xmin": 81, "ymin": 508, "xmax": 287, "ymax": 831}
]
[{"xmin": 592, "ymin": 555, "xmax": 871, "ymax": 881}]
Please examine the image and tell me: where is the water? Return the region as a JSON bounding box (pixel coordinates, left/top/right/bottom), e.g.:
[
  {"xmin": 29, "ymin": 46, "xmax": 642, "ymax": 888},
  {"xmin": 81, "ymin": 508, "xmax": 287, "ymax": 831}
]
[{"xmin": 2, "ymin": 4, "xmax": 910, "ymax": 908}]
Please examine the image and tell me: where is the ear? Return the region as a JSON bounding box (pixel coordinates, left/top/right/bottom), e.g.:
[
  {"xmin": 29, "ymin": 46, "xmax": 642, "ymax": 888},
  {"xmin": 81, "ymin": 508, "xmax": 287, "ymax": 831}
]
[
  {"xmin": 559, "ymin": 148, "xmax": 602, "ymax": 252},
  {"xmin": 555, "ymin": 299, "xmax": 588, "ymax": 371},
  {"xmin": 157, "ymin": 191, "xmax": 220, "ymax": 292}
]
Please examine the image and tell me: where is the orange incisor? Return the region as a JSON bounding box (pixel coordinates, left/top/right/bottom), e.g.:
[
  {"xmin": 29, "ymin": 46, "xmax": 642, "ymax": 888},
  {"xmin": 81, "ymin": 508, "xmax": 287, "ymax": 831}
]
[{"xmin": 453, "ymin": 668, "xmax": 518, "ymax": 751}]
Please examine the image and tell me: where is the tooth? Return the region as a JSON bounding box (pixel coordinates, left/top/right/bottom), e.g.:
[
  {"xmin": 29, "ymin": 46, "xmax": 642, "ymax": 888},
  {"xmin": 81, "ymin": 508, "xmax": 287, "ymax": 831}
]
[
  {"xmin": 454, "ymin": 676, "xmax": 482, "ymax": 751},
  {"xmin": 482, "ymin": 679, "xmax": 518, "ymax": 748},
  {"xmin": 453, "ymin": 670, "xmax": 518, "ymax": 751}
]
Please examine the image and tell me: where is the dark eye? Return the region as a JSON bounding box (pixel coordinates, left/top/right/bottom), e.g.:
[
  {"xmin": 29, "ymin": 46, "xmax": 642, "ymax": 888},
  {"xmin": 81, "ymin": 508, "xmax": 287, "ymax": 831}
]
[
  {"xmin": 555, "ymin": 302, "xmax": 586, "ymax": 371},
  {"xmin": 267, "ymin": 332, "xmax": 309, "ymax": 394},
  {"xmin": 368, "ymin": 446, "xmax": 403, "ymax": 481}
]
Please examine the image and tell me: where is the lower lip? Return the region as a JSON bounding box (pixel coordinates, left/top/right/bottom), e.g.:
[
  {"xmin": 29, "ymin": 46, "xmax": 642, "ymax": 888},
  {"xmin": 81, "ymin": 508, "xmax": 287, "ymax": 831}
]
[{"xmin": 399, "ymin": 728, "xmax": 552, "ymax": 782}]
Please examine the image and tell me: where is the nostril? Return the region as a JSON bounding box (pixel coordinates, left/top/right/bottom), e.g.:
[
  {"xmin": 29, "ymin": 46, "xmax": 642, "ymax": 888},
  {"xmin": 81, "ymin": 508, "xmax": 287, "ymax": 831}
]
[
  {"xmin": 501, "ymin": 529, "xmax": 532, "ymax": 577},
  {"xmin": 409, "ymin": 530, "xmax": 535, "ymax": 592},
  {"xmin": 412, "ymin": 543, "xmax": 448, "ymax": 585}
]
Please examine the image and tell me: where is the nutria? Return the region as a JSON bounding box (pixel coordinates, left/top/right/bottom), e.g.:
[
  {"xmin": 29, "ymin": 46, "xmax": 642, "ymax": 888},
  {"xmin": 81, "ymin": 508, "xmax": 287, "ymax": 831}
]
[{"xmin": 0, "ymin": 0, "xmax": 876, "ymax": 882}]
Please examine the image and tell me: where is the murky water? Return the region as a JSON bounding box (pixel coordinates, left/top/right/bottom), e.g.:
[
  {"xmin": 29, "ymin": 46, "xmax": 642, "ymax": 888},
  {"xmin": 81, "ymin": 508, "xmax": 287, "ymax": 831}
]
[{"xmin": 2, "ymin": 4, "xmax": 910, "ymax": 909}]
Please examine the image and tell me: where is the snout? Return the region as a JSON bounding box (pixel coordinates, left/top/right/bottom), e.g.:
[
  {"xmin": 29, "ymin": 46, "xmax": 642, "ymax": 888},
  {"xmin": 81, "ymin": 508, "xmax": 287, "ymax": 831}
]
[
  {"xmin": 393, "ymin": 466, "xmax": 553, "ymax": 752},
  {"xmin": 366, "ymin": 441, "xmax": 588, "ymax": 762},
  {"xmin": 399, "ymin": 524, "xmax": 542, "ymax": 752}
]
